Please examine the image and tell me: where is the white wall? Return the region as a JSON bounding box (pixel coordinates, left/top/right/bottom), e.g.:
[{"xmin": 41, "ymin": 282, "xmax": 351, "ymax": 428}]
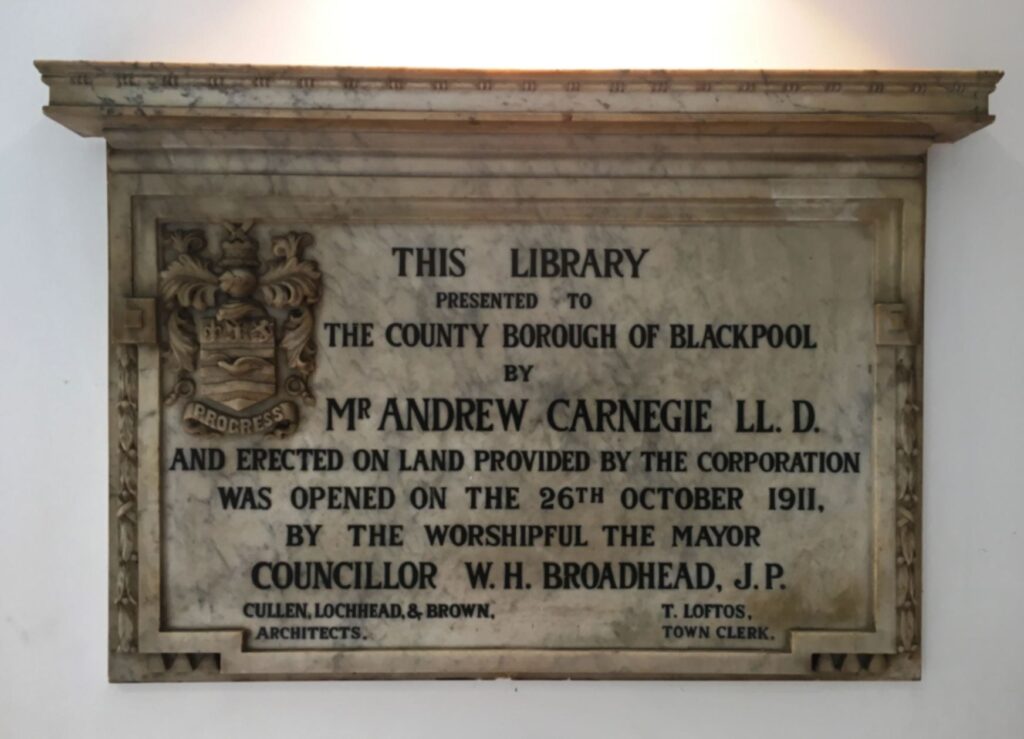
[{"xmin": 2, "ymin": 1, "xmax": 1022, "ymax": 737}]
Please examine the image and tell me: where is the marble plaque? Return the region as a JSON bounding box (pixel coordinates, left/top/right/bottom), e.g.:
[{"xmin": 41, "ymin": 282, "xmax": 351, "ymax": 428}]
[{"xmin": 37, "ymin": 62, "xmax": 1001, "ymax": 680}]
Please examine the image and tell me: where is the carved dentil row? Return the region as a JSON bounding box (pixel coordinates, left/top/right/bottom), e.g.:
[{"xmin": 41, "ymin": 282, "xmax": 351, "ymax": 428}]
[
  {"xmin": 72, "ymin": 76, "xmax": 963, "ymax": 96},
  {"xmin": 50, "ymin": 64, "xmax": 994, "ymax": 96}
]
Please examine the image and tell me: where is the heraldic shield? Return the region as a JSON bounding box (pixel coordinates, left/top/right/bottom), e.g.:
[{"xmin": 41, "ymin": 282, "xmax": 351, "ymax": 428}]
[
  {"xmin": 158, "ymin": 222, "xmax": 322, "ymax": 437},
  {"xmin": 196, "ymin": 314, "xmax": 277, "ymax": 412}
]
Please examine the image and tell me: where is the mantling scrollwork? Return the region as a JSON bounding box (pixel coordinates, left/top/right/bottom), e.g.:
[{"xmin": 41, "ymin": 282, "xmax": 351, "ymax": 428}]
[{"xmin": 266, "ymin": 231, "xmax": 320, "ymax": 406}]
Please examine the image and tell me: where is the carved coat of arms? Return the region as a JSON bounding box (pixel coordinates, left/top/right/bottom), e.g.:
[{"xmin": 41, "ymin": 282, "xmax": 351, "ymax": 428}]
[{"xmin": 159, "ymin": 222, "xmax": 321, "ymax": 437}]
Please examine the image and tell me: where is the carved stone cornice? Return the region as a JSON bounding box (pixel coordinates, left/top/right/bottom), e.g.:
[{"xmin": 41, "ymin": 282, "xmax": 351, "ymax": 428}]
[{"xmin": 36, "ymin": 61, "xmax": 1001, "ymax": 143}]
